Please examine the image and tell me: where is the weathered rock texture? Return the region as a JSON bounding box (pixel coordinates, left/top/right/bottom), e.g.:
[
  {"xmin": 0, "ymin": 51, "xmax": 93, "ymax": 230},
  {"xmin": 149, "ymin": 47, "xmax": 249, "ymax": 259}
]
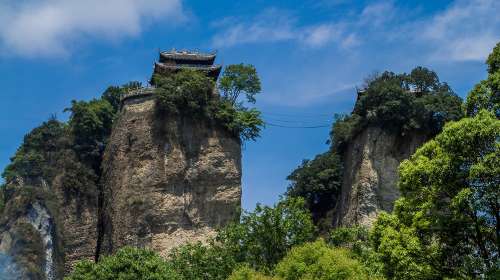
[
  {"xmin": 99, "ymin": 95, "xmax": 241, "ymax": 257},
  {"xmin": 334, "ymin": 127, "xmax": 427, "ymax": 227},
  {"xmin": 51, "ymin": 172, "xmax": 99, "ymax": 274},
  {"xmin": 0, "ymin": 174, "xmax": 99, "ymax": 279},
  {"xmin": 0, "ymin": 183, "xmax": 65, "ymax": 280}
]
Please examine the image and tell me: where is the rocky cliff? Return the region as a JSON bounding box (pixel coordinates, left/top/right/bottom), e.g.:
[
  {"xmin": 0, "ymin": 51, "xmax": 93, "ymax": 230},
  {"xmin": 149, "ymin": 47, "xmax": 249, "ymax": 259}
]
[
  {"xmin": 0, "ymin": 91, "xmax": 242, "ymax": 279},
  {"xmin": 98, "ymin": 93, "xmax": 242, "ymax": 257},
  {"xmin": 334, "ymin": 127, "xmax": 428, "ymax": 227},
  {"xmin": 0, "ymin": 161, "xmax": 99, "ymax": 279}
]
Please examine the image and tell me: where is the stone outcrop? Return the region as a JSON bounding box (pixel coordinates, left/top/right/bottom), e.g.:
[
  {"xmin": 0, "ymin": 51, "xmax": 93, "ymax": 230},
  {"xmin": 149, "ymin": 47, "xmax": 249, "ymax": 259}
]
[
  {"xmin": 334, "ymin": 127, "xmax": 428, "ymax": 227},
  {"xmin": 98, "ymin": 94, "xmax": 241, "ymax": 257},
  {"xmin": 0, "ymin": 172, "xmax": 99, "ymax": 279},
  {"xmin": 0, "ymin": 92, "xmax": 241, "ymax": 279},
  {"xmin": 0, "ymin": 183, "xmax": 64, "ymax": 280},
  {"xmin": 51, "ymin": 172, "xmax": 99, "ymax": 274}
]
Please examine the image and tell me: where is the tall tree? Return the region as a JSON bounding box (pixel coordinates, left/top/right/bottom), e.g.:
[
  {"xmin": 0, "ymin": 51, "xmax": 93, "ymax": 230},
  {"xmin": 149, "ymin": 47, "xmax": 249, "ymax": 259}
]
[
  {"xmin": 218, "ymin": 64, "xmax": 261, "ymax": 106},
  {"xmin": 373, "ymin": 110, "xmax": 499, "ymax": 278},
  {"xmin": 465, "ymin": 42, "xmax": 500, "ymax": 118}
]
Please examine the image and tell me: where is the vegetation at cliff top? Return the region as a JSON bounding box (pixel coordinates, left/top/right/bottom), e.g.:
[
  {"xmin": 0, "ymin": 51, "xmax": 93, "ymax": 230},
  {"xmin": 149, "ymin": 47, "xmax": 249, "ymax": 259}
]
[
  {"xmin": 331, "ymin": 66, "xmax": 463, "ymax": 151},
  {"xmin": 287, "ymin": 66, "xmax": 464, "ymax": 232},
  {"xmin": 152, "ymin": 64, "xmax": 264, "ymax": 141}
]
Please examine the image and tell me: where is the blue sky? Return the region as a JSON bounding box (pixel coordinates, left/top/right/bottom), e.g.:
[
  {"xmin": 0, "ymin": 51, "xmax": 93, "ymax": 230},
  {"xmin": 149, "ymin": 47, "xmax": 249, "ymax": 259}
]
[{"xmin": 0, "ymin": 0, "xmax": 499, "ymax": 210}]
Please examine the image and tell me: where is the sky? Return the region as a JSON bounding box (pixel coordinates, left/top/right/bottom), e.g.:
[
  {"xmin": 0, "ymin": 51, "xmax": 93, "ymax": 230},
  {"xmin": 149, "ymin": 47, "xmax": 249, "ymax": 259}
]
[{"xmin": 0, "ymin": 0, "xmax": 499, "ymax": 210}]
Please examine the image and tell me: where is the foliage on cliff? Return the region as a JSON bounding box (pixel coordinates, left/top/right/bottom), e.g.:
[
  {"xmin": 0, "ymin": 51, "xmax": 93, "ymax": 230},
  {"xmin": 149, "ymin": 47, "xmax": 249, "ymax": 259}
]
[
  {"xmin": 331, "ymin": 67, "xmax": 463, "ymax": 151},
  {"xmin": 1, "ymin": 82, "xmax": 137, "ymax": 194},
  {"xmin": 2, "ymin": 118, "xmax": 66, "ymax": 184},
  {"xmin": 465, "ymin": 42, "xmax": 500, "ymax": 118},
  {"xmin": 152, "ymin": 65, "xmax": 264, "ymax": 141},
  {"xmin": 286, "ymin": 152, "xmax": 343, "ymax": 231},
  {"xmin": 0, "ymin": 83, "xmax": 135, "ymax": 279},
  {"xmin": 287, "ymin": 67, "xmax": 463, "ymax": 232}
]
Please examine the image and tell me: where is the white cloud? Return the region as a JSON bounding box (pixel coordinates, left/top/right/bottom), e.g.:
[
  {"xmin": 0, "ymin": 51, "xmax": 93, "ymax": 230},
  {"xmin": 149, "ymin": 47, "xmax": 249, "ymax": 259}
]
[
  {"xmin": 0, "ymin": 0, "xmax": 185, "ymax": 57},
  {"xmin": 211, "ymin": 10, "xmax": 295, "ymax": 48},
  {"xmin": 359, "ymin": 1, "xmax": 395, "ymax": 27},
  {"xmin": 418, "ymin": 0, "xmax": 500, "ymax": 62},
  {"xmin": 211, "ymin": 9, "xmax": 347, "ymax": 49},
  {"xmin": 300, "ymin": 24, "xmax": 341, "ymax": 47}
]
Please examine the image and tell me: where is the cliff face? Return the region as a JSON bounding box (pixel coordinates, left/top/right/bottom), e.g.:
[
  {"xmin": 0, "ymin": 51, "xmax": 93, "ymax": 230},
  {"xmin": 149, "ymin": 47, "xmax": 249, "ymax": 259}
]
[
  {"xmin": 0, "ymin": 182, "xmax": 64, "ymax": 280},
  {"xmin": 334, "ymin": 127, "xmax": 428, "ymax": 227},
  {"xmin": 0, "ymin": 92, "xmax": 241, "ymax": 279},
  {"xmin": 98, "ymin": 94, "xmax": 241, "ymax": 257},
  {"xmin": 51, "ymin": 172, "xmax": 99, "ymax": 274},
  {"xmin": 0, "ymin": 171, "xmax": 99, "ymax": 279}
]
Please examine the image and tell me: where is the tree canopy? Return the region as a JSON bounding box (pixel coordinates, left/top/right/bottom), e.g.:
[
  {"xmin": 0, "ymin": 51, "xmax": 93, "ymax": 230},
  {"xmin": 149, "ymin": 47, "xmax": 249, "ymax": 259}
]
[
  {"xmin": 65, "ymin": 247, "xmax": 181, "ymax": 280},
  {"xmin": 465, "ymin": 42, "xmax": 500, "ymax": 118},
  {"xmin": 286, "ymin": 152, "xmax": 343, "ymax": 231},
  {"xmin": 153, "ymin": 67, "xmax": 264, "ymax": 141},
  {"xmin": 228, "ymin": 240, "xmax": 376, "ymax": 280},
  {"xmin": 330, "ymin": 67, "xmax": 463, "ymax": 151},
  {"xmin": 368, "ymin": 109, "xmax": 499, "ymax": 279},
  {"xmin": 219, "ymin": 64, "xmax": 261, "ymax": 106},
  {"xmin": 216, "ymin": 197, "xmax": 316, "ymax": 271}
]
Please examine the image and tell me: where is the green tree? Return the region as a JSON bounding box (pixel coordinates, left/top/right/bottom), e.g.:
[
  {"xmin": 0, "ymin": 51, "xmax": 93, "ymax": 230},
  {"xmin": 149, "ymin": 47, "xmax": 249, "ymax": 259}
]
[
  {"xmin": 168, "ymin": 241, "xmax": 237, "ymax": 280},
  {"xmin": 228, "ymin": 264, "xmax": 277, "ymax": 280},
  {"xmin": 329, "ymin": 227, "xmax": 384, "ymax": 277},
  {"xmin": 286, "ymin": 152, "xmax": 343, "ymax": 230},
  {"xmin": 2, "ymin": 118, "xmax": 65, "ymax": 183},
  {"xmin": 153, "ymin": 70, "xmax": 214, "ymax": 116},
  {"xmin": 486, "ymin": 42, "xmax": 500, "ymax": 74},
  {"xmin": 219, "ymin": 64, "xmax": 261, "ymax": 105},
  {"xmin": 329, "ymin": 68, "xmax": 462, "ymax": 153},
  {"xmin": 153, "ymin": 68, "xmax": 264, "ymax": 141},
  {"xmin": 217, "ymin": 198, "xmax": 316, "ymax": 271},
  {"xmin": 65, "ymin": 247, "xmax": 181, "ymax": 280},
  {"xmin": 65, "ymin": 98, "xmax": 115, "ymax": 172},
  {"xmin": 385, "ymin": 110, "xmax": 499, "ymax": 277},
  {"xmin": 370, "ymin": 213, "xmax": 437, "ymax": 280},
  {"xmin": 465, "ymin": 42, "xmax": 500, "ymax": 118},
  {"xmin": 274, "ymin": 239, "xmax": 375, "ymax": 280}
]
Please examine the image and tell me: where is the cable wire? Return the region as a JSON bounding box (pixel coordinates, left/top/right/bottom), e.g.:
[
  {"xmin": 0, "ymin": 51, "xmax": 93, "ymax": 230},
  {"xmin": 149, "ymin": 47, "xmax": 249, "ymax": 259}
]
[{"xmin": 265, "ymin": 122, "xmax": 331, "ymax": 128}]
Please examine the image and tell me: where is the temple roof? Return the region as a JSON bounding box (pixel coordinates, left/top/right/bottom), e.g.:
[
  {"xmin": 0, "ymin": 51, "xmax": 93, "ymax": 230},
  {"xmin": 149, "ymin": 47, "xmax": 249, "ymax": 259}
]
[
  {"xmin": 159, "ymin": 50, "xmax": 217, "ymax": 65},
  {"xmin": 154, "ymin": 62, "xmax": 222, "ymax": 79},
  {"xmin": 154, "ymin": 49, "xmax": 221, "ymax": 79}
]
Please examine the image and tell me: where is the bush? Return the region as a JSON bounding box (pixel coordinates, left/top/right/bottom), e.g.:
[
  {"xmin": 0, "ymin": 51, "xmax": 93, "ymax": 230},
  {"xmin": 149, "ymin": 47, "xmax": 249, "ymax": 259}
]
[
  {"xmin": 153, "ymin": 68, "xmax": 264, "ymax": 141},
  {"xmin": 65, "ymin": 247, "xmax": 181, "ymax": 280},
  {"xmin": 217, "ymin": 198, "xmax": 316, "ymax": 271},
  {"xmin": 228, "ymin": 264, "xmax": 277, "ymax": 280},
  {"xmin": 153, "ymin": 70, "xmax": 214, "ymax": 116},
  {"xmin": 168, "ymin": 242, "xmax": 237, "ymax": 280},
  {"xmin": 274, "ymin": 239, "xmax": 375, "ymax": 280},
  {"xmin": 370, "ymin": 213, "xmax": 436, "ymax": 280},
  {"xmin": 65, "ymin": 98, "xmax": 115, "ymax": 164}
]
